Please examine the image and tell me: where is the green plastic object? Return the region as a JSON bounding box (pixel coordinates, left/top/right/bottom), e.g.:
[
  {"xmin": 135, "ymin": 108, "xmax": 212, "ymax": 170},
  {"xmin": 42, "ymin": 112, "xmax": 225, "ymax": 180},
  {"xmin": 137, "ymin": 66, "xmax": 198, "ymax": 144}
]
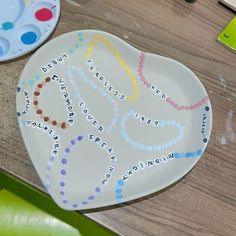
[
  {"xmin": 217, "ymin": 16, "xmax": 236, "ymax": 53},
  {"xmin": 0, "ymin": 170, "xmax": 116, "ymax": 236}
]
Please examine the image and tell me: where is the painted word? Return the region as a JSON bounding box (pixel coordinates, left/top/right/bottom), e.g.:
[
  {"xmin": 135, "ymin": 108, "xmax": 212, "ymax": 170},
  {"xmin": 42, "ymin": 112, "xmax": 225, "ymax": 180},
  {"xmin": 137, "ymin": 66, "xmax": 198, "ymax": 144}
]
[
  {"xmin": 41, "ymin": 53, "xmax": 69, "ymax": 73},
  {"xmin": 51, "ymin": 74, "xmax": 75, "ymax": 125},
  {"xmin": 79, "ymin": 101, "xmax": 104, "ymax": 133},
  {"xmin": 133, "ymin": 112, "xmax": 159, "ymax": 126},
  {"xmin": 25, "ymin": 120, "xmax": 60, "ymax": 157},
  {"xmin": 16, "ymin": 87, "xmax": 31, "ymax": 117},
  {"xmin": 150, "ymin": 84, "xmax": 167, "ymax": 99},
  {"xmin": 87, "ymin": 134, "xmax": 116, "ymax": 162},
  {"xmin": 87, "ymin": 134, "xmax": 116, "ymax": 185},
  {"xmin": 200, "ymin": 106, "xmax": 210, "ymax": 143},
  {"xmin": 85, "ymin": 59, "xmax": 126, "ymax": 101},
  {"xmin": 121, "ymin": 153, "xmax": 174, "ymax": 182}
]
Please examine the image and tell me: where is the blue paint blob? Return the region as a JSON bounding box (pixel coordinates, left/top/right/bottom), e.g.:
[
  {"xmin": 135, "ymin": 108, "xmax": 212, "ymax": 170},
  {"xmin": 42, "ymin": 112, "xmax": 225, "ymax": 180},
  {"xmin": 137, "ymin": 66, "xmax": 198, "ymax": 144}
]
[
  {"xmin": 2, "ymin": 21, "xmax": 14, "ymax": 30},
  {"xmin": 21, "ymin": 31, "xmax": 37, "ymax": 45},
  {"xmin": 205, "ymin": 106, "xmax": 209, "ymax": 111},
  {"xmin": 117, "ymin": 179, "xmax": 124, "ymax": 186},
  {"xmin": 78, "ymin": 135, "xmax": 83, "ymax": 141},
  {"xmin": 185, "ymin": 152, "xmax": 194, "ymax": 158},
  {"xmin": 60, "ymin": 169, "xmax": 66, "ymax": 175},
  {"xmin": 28, "ymin": 80, "xmax": 34, "ymax": 85},
  {"xmin": 88, "ymin": 195, "xmax": 95, "ymax": 200},
  {"xmin": 61, "ymin": 158, "xmax": 67, "ymax": 164},
  {"xmin": 197, "ymin": 149, "xmax": 202, "ymax": 156},
  {"xmin": 95, "ymin": 187, "xmax": 101, "ymax": 193},
  {"xmin": 65, "ymin": 147, "xmax": 70, "ymax": 153},
  {"xmin": 72, "ymin": 204, "xmax": 78, "ymax": 208},
  {"xmin": 116, "ymin": 195, "xmax": 123, "ymax": 199},
  {"xmin": 115, "ymin": 189, "xmax": 122, "ymax": 194},
  {"xmin": 174, "ymin": 152, "xmax": 180, "ymax": 158},
  {"xmin": 60, "ymin": 181, "xmax": 65, "ymax": 187},
  {"xmin": 16, "ymin": 87, "xmax": 21, "ymax": 92},
  {"xmin": 71, "ymin": 140, "xmax": 76, "ymax": 145},
  {"xmin": 63, "ymin": 200, "xmax": 68, "ymax": 204},
  {"xmin": 82, "ymin": 201, "xmax": 87, "ymax": 205},
  {"xmin": 16, "ymin": 112, "xmax": 21, "ymax": 117}
]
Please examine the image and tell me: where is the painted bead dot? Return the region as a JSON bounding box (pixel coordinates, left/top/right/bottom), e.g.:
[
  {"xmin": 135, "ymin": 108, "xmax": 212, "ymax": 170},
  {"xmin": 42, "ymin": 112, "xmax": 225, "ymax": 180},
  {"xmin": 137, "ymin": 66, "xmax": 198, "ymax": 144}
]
[
  {"xmin": 174, "ymin": 153, "xmax": 180, "ymax": 158},
  {"xmin": 71, "ymin": 140, "xmax": 76, "ymax": 145},
  {"xmin": 34, "ymin": 91, "xmax": 40, "ymax": 96},
  {"xmin": 37, "ymin": 109, "xmax": 42, "ymax": 114},
  {"xmin": 88, "ymin": 195, "xmax": 95, "ymax": 200},
  {"xmin": 197, "ymin": 149, "xmax": 202, "ymax": 156},
  {"xmin": 115, "ymin": 189, "xmax": 122, "ymax": 194},
  {"xmin": 60, "ymin": 169, "xmax": 66, "ymax": 175},
  {"xmin": 63, "ymin": 200, "xmax": 68, "ymax": 204},
  {"xmin": 52, "ymin": 120, "xmax": 57, "ymax": 126},
  {"xmin": 117, "ymin": 179, "xmax": 124, "ymax": 186},
  {"xmin": 72, "ymin": 204, "xmax": 78, "ymax": 208},
  {"xmin": 203, "ymin": 138, "xmax": 208, "ymax": 143},
  {"xmin": 60, "ymin": 182, "xmax": 65, "ymax": 187},
  {"xmin": 16, "ymin": 112, "xmax": 21, "ymax": 117},
  {"xmin": 185, "ymin": 152, "xmax": 193, "ymax": 158},
  {"xmin": 95, "ymin": 187, "xmax": 101, "ymax": 193},
  {"xmin": 33, "ymin": 100, "xmax": 38, "ymax": 105},
  {"xmin": 37, "ymin": 83, "xmax": 43, "ymax": 88},
  {"xmin": 60, "ymin": 191, "xmax": 65, "ymax": 196},
  {"xmin": 82, "ymin": 201, "xmax": 87, "ymax": 205},
  {"xmin": 17, "ymin": 87, "xmax": 21, "ymax": 92},
  {"xmin": 44, "ymin": 116, "xmax": 49, "ymax": 122},
  {"xmin": 78, "ymin": 136, "xmax": 83, "ymax": 141},
  {"xmin": 65, "ymin": 147, "xmax": 70, "ymax": 153},
  {"xmin": 205, "ymin": 106, "xmax": 209, "ymax": 111},
  {"xmin": 61, "ymin": 158, "xmax": 67, "ymax": 164},
  {"xmin": 61, "ymin": 122, "xmax": 66, "ymax": 129},
  {"xmin": 45, "ymin": 77, "xmax": 51, "ymax": 82}
]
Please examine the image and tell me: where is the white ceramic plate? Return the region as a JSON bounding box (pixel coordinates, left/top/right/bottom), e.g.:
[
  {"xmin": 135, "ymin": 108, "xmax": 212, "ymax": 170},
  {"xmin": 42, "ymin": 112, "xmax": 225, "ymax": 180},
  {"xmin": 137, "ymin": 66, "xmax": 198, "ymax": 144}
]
[
  {"xmin": 0, "ymin": 0, "xmax": 60, "ymax": 61},
  {"xmin": 16, "ymin": 30, "xmax": 212, "ymax": 210}
]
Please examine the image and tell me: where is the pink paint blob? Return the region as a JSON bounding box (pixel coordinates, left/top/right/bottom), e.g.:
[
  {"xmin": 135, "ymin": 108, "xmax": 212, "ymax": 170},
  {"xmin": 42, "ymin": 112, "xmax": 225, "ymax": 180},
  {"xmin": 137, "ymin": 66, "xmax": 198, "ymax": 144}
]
[{"xmin": 35, "ymin": 8, "xmax": 53, "ymax": 21}]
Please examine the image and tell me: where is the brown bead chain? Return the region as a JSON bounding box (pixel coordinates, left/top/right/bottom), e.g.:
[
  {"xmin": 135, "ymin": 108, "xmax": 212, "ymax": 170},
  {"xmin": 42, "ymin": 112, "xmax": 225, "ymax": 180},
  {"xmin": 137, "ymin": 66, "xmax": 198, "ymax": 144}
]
[{"xmin": 33, "ymin": 77, "xmax": 68, "ymax": 129}]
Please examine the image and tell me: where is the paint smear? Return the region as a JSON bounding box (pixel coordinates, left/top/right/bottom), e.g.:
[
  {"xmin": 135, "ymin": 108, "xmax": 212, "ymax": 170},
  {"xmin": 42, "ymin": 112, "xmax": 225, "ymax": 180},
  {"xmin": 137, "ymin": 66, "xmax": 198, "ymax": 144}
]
[
  {"xmin": 218, "ymin": 75, "xmax": 227, "ymax": 91},
  {"xmin": 226, "ymin": 110, "xmax": 236, "ymax": 143},
  {"xmin": 217, "ymin": 110, "xmax": 236, "ymax": 145},
  {"xmin": 218, "ymin": 136, "xmax": 227, "ymax": 145},
  {"xmin": 65, "ymin": 0, "xmax": 81, "ymax": 7}
]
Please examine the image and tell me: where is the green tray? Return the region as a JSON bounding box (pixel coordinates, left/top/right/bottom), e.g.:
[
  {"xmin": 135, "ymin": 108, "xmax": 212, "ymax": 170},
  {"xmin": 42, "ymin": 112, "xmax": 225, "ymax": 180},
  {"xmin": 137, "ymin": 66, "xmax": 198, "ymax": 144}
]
[{"xmin": 0, "ymin": 170, "xmax": 116, "ymax": 236}]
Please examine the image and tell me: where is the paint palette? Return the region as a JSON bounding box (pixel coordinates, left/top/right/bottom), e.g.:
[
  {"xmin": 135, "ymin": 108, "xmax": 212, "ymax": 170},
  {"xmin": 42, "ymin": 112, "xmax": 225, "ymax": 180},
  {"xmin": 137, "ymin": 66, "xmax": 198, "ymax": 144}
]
[
  {"xmin": 16, "ymin": 30, "xmax": 212, "ymax": 210},
  {"xmin": 0, "ymin": 0, "xmax": 60, "ymax": 62}
]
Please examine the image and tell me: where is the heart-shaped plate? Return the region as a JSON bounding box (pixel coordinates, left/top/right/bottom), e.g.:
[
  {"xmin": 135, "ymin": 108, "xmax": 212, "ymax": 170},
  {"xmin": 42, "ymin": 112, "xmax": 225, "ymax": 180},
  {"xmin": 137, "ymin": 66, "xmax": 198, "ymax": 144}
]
[{"xmin": 16, "ymin": 30, "xmax": 212, "ymax": 210}]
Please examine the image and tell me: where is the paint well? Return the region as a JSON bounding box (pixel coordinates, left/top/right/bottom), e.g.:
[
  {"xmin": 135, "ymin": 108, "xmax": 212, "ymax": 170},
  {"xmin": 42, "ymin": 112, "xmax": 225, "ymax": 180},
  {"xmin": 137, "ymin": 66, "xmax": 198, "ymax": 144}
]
[{"xmin": 21, "ymin": 31, "xmax": 37, "ymax": 44}]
